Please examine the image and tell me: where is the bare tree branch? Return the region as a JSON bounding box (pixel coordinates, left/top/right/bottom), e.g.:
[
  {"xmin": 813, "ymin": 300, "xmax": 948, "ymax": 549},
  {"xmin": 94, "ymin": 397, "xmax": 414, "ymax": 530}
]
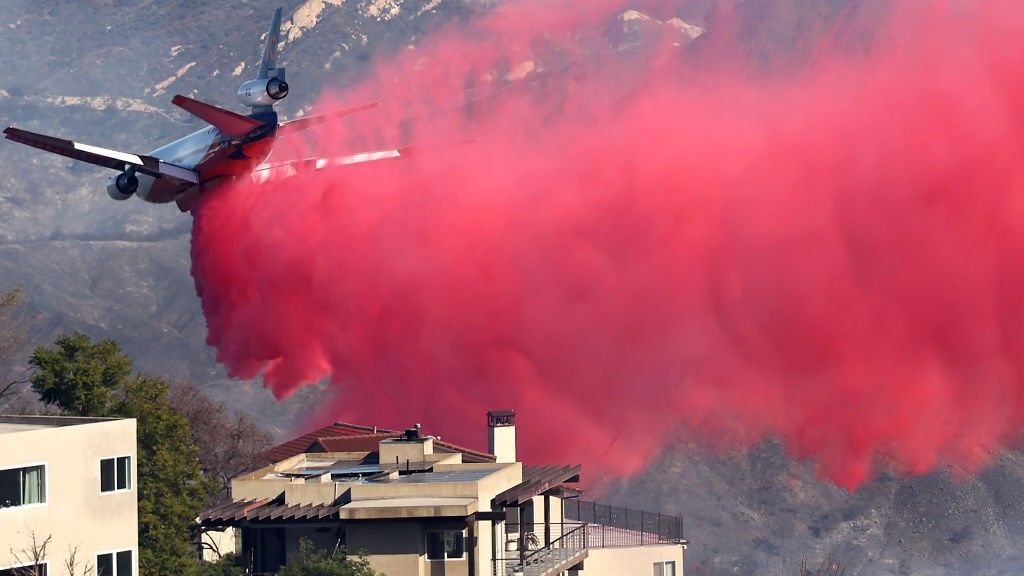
[
  {"xmin": 169, "ymin": 381, "xmax": 273, "ymax": 495},
  {"xmin": 8, "ymin": 532, "xmax": 96, "ymax": 576},
  {"xmin": 0, "ymin": 288, "xmax": 32, "ymax": 410},
  {"xmin": 8, "ymin": 531, "xmax": 51, "ymax": 576},
  {"xmin": 64, "ymin": 544, "xmax": 95, "ymax": 576}
]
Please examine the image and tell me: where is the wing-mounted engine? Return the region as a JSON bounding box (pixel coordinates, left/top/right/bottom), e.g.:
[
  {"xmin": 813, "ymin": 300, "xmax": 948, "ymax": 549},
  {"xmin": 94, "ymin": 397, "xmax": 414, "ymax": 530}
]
[
  {"xmin": 107, "ymin": 171, "xmax": 138, "ymax": 200},
  {"xmin": 237, "ymin": 70, "xmax": 288, "ymax": 107}
]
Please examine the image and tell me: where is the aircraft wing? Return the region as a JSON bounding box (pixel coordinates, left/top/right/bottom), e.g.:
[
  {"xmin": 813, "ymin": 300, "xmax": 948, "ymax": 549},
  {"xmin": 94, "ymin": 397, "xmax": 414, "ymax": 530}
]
[
  {"xmin": 3, "ymin": 127, "xmax": 198, "ymax": 184},
  {"xmin": 276, "ymin": 102, "xmax": 381, "ymax": 137},
  {"xmin": 251, "ymin": 139, "xmax": 478, "ymax": 184},
  {"xmin": 250, "ymin": 149, "xmax": 405, "ymax": 184}
]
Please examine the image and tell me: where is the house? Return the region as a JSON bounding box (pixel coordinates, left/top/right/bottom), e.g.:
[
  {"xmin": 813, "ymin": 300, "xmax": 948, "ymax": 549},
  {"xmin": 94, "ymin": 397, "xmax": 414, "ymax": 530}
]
[
  {"xmin": 0, "ymin": 415, "xmax": 138, "ymax": 576},
  {"xmin": 198, "ymin": 410, "xmax": 685, "ymax": 576}
]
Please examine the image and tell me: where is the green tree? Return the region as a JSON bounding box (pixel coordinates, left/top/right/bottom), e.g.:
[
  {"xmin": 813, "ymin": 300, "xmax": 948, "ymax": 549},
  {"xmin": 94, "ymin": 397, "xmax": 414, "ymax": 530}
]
[
  {"xmin": 29, "ymin": 334, "xmax": 216, "ymax": 576},
  {"xmin": 124, "ymin": 376, "xmax": 216, "ymax": 575},
  {"xmin": 29, "ymin": 333, "xmax": 130, "ymax": 415},
  {"xmin": 276, "ymin": 538, "xmax": 381, "ymax": 576},
  {"xmin": 192, "ymin": 553, "xmax": 244, "ymax": 576}
]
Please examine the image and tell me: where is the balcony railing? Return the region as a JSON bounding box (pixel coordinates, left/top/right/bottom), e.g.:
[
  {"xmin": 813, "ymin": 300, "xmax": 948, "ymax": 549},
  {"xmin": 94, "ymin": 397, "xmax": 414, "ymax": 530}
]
[
  {"xmin": 564, "ymin": 499, "xmax": 686, "ymax": 547},
  {"xmin": 494, "ymin": 523, "xmax": 588, "ymax": 576}
]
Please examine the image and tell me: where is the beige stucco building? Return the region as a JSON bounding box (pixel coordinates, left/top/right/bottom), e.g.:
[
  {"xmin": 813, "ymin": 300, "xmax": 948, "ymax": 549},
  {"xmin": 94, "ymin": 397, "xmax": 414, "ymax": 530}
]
[
  {"xmin": 199, "ymin": 411, "xmax": 686, "ymax": 576},
  {"xmin": 0, "ymin": 416, "xmax": 138, "ymax": 576}
]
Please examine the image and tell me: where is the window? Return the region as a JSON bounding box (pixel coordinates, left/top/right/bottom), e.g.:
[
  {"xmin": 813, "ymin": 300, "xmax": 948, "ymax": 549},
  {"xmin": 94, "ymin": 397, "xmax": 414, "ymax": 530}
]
[
  {"xmin": 653, "ymin": 561, "xmax": 676, "ymax": 576},
  {"xmin": 426, "ymin": 530, "xmax": 465, "ymax": 560},
  {"xmin": 100, "ymin": 456, "xmax": 131, "ymax": 493},
  {"xmin": 96, "ymin": 550, "xmax": 132, "ymax": 576},
  {"xmin": 505, "ymin": 507, "xmax": 520, "ymax": 533},
  {"xmin": 0, "ymin": 464, "xmax": 46, "ymax": 509},
  {"xmin": 0, "ymin": 563, "xmax": 47, "ymax": 576}
]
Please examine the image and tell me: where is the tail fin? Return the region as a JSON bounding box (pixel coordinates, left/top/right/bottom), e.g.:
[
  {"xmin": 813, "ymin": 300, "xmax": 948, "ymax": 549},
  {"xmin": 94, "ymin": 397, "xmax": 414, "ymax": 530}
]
[{"xmin": 258, "ymin": 8, "xmax": 284, "ymax": 80}]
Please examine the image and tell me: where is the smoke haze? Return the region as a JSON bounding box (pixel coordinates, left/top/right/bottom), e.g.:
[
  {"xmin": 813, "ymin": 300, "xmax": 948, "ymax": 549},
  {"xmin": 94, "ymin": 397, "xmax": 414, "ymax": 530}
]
[{"xmin": 191, "ymin": 0, "xmax": 1024, "ymax": 489}]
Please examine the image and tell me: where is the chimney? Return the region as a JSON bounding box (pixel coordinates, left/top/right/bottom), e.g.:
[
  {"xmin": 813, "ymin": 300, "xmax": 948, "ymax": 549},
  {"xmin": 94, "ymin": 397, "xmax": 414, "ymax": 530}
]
[
  {"xmin": 487, "ymin": 410, "xmax": 516, "ymax": 463},
  {"xmin": 379, "ymin": 423, "xmax": 433, "ymax": 465}
]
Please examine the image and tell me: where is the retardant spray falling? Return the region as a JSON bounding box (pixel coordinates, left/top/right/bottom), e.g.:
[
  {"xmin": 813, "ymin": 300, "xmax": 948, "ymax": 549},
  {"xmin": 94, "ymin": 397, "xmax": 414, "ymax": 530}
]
[{"xmin": 191, "ymin": 0, "xmax": 1024, "ymax": 489}]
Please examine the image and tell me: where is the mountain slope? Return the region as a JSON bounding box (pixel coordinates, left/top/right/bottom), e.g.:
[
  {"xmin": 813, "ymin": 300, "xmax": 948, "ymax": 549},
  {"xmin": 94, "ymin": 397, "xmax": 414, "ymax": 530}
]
[{"xmin": 5, "ymin": 3, "xmax": 1023, "ymax": 576}]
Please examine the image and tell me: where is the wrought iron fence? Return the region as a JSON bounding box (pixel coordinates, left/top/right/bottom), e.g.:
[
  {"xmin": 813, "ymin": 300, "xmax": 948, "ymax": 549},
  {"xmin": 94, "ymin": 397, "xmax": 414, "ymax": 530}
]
[{"xmin": 564, "ymin": 499, "xmax": 685, "ymax": 547}]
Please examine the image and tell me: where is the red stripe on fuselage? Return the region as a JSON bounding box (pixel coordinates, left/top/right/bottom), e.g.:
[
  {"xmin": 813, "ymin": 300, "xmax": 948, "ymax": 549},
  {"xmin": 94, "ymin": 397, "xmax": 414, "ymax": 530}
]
[{"xmin": 144, "ymin": 133, "xmax": 275, "ymax": 205}]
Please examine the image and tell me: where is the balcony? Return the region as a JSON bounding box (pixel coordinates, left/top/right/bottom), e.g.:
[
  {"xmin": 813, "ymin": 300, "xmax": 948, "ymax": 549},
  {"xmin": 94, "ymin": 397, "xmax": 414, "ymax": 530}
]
[
  {"xmin": 565, "ymin": 499, "xmax": 686, "ymax": 548},
  {"xmin": 494, "ymin": 523, "xmax": 588, "ymax": 576},
  {"xmin": 492, "ymin": 500, "xmax": 686, "ymax": 576}
]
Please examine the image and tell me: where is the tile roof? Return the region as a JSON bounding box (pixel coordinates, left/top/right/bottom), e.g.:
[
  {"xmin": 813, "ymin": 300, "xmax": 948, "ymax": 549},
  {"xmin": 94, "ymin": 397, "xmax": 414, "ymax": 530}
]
[
  {"xmin": 262, "ymin": 421, "xmax": 389, "ymax": 463},
  {"xmin": 434, "ymin": 439, "xmax": 497, "ymax": 464},
  {"xmin": 261, "ymin": 421, "xmax": 497, "ymax": 466},
  {"xmin": 309, "ymin": 433, "xmax": 402, "ymax": 453}
]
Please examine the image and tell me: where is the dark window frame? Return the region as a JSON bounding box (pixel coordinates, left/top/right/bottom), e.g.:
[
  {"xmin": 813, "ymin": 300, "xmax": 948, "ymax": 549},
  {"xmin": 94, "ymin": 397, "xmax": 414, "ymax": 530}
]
[
  {"xmin": 0, "ymin": 463, "xmax": 47, "ymax": 509},
  {"xmin": 96, "ymin": 549, "xmax": 133, "ymax": 576},
  {"xmin": 425, "ymin": 530, "xmax": 466, "ymax": 561},
  {"xmin": 99, "ymin": 456, "xmax": 132, "ymax": 494},
  {"xmin": 0, "ymin": 561, "xmax": 48, "ymax": 576}
]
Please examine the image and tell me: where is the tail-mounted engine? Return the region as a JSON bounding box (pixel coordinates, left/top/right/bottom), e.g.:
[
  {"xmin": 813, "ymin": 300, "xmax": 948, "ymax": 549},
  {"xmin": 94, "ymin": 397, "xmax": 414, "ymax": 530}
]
[
  {"xmin": 107, "ymin": 171, "xmax": 138, "ymax": 201},
  {"xmin": 237, "ymin": 69, "xmax": 288, "ymax": 108}
]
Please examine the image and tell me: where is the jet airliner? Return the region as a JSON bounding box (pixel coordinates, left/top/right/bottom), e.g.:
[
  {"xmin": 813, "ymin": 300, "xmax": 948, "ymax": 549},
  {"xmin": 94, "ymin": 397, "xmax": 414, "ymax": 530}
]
[{"xmin": 3, "ymin": 8, "xmax": 402, "ymax": 212}]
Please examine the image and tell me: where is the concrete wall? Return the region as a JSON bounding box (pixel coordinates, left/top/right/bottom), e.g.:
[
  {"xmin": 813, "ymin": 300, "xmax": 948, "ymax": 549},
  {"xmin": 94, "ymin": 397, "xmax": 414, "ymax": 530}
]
[
  {"xmin": 344, "ymin": 519, "xmax": 476, "ymax": 576},
  {"xmin": 380, "ymin": 438, "xmax": 434, "ymax": 466},
  {"xmin": 232, "ymin": 477, "xmax": 291, "ymax": 501},
  {"xmin": 575, "ymin": 544, "xmax": 685, "ymax": 576},
  {"xmin": 349, "ymin": 521, "xmax": 426, "ymax": 576},
  {"xmin": 488, "ymin": 425, "xmax": 516, "ymax": 464},
  {"xmin": 0, "ymin": 418, "xmax": 138, "ymax": 574},
  {"xmin": 470, "ymin": 463, "xmax": 521, "ymax": 576},
  {"xmin": 201, "ymin": 527, "xmax": 239, "ymax": 561}
]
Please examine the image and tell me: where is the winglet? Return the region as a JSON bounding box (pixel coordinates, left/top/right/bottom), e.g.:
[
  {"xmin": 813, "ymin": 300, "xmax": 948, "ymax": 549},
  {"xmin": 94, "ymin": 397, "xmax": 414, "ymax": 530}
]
[
  {"xmin": 172, "ymin": 95, "xmax": 265, "ymax": 138},
  {"xmin": 258, "ymin": 8, "xmax": 284, "ymax": 80}
]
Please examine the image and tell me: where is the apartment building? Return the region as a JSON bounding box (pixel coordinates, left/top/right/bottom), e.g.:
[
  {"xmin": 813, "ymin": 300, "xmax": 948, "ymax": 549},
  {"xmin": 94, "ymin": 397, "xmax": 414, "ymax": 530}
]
[
  {"xmin": 198, "ymin": 411, "xmax": 686, "ymax": 576},
  {"xmin": 0, "ymin": 416, "xmax": 138, "ymax": 576}
]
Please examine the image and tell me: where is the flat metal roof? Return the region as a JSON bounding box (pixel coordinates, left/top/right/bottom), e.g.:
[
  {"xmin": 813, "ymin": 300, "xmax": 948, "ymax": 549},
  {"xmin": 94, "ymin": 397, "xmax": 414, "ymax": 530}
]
[{"xmin": 386, "ymin": 469, "xmax": 495, "ymax": 484}]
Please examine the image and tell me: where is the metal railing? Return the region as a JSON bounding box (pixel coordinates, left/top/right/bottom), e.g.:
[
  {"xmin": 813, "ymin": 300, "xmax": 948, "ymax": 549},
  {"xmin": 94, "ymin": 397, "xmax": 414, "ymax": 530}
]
[
  {"xmin": 494, "ymin": 523, "xmax": 588, "ymax": 575},
  {"xmin": 564, "ymin": 499, "xmax": 685, "ymax": 547},
  {"xmin": 525, "ymin": 522, "xmax": 587, "ymax": 563}
]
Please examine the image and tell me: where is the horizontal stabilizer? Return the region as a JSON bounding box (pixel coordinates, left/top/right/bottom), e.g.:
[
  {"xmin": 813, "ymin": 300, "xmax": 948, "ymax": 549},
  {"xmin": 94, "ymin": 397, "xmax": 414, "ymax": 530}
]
[
  {"xmin": 3, "ymin": 127, "xmax": 198, "ymax": 183},
  {"xmin": 276, "ymin": 102, "xmax": 381, "ymax": 136},
  {"xmin": 171, "ymin": 95, "xmax": 264, "ymax": 138}
]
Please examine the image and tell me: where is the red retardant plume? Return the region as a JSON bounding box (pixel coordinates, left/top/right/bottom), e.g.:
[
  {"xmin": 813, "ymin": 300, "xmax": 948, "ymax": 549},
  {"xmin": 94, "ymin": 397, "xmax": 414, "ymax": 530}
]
[{"xmin": 192, "ymin": 1, "xmax": 1024, "ymax": 489}]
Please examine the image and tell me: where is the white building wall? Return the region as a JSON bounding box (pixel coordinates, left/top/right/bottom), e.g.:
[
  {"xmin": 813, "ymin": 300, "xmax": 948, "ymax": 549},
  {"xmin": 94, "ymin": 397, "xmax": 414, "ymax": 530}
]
[
  {"xmin": 574, "ymin": 544, "xmax": 685, "ymax": 576},
  {"xmin": 0, "ymin": 418, "xmax": 138, "ymax": 574}
]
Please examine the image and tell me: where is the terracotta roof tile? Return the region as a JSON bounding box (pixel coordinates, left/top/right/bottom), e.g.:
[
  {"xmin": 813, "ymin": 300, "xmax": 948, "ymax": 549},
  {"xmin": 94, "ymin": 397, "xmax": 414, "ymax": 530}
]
[
  {"xmin": 310, "ymin": 433, "xmax": 401, "ymax": 453},
  {"xmin": 434, "ymin": 440, "xmax": 497, "ymax": 463},
  {"xmin": 262, "ymin": 421, "xmax": 396, "ymax": 463},
  {"xmin": 261, "ymin": 421, "xmax": 496, "ymax": 466}
]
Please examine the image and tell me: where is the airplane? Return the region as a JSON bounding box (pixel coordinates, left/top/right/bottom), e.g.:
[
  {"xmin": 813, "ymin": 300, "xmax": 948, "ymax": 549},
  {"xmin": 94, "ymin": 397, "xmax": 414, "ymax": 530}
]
[{"xmin": 2, "ymin": 8, "xmax": 405, "ymax": 213}]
